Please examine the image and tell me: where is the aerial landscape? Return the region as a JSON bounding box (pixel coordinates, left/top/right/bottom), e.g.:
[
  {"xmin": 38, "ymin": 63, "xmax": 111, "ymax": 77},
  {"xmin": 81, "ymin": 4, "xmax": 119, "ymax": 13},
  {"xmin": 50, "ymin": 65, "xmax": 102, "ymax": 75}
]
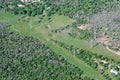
[{"xmin": 0, "ymin": 0, "xmax": 120, "ymax": 80}]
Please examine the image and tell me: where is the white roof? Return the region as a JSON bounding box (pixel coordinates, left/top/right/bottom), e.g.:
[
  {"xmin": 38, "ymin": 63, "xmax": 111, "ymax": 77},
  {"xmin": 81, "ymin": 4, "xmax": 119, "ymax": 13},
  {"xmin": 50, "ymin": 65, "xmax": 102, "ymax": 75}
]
[
  {"xmin": 18, "ymin": 4, "xmax": 25, "ymax": 7},
  {"xmin": 110, "ymin": 69, "xmax": 118, "ymax": 75}
]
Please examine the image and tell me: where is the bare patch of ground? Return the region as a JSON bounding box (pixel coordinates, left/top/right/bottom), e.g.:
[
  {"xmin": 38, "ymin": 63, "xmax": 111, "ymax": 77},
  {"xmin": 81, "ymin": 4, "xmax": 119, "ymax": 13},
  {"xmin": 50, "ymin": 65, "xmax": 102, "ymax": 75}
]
[
  {"xmin": 77, "ymin": 24, "xmax": 90, "ymax": 30},
  {"xmin": 106, "ymin": 46, "xmax": 120, "ymax": 55},
  {"xmin": 96, "ymin": 36, "xmax": 111, "ymax": 46},
  {"xmin": 96, "ymin": 36, "xmax": 120, "ymax": 55},
  {"xmin": 90, "ymin": 8, "xmax": 120, "ymax": 54}
]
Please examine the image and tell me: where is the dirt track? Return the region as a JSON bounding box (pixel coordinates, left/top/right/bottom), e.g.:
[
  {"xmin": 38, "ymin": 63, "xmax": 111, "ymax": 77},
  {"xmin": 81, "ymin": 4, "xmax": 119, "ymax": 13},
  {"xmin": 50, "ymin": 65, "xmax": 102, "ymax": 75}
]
[{"xmin": 106, "ymin": 46, "xmax": 120, "ymax": 55}]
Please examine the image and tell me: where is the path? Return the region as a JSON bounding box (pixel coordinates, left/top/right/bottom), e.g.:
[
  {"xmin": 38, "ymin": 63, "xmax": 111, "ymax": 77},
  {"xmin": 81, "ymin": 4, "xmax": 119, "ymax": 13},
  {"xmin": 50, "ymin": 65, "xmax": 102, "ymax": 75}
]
[{"xmin": 106, "ymin": 46, "xmax": 120, "ymax": 55}]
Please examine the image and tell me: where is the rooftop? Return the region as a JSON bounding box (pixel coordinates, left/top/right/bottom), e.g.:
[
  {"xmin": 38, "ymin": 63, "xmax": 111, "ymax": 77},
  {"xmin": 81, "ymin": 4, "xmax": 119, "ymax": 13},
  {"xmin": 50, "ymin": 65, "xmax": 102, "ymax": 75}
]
[{"xmin": 110, "ymin": 69, "xmax": 118, "ymax": 75}]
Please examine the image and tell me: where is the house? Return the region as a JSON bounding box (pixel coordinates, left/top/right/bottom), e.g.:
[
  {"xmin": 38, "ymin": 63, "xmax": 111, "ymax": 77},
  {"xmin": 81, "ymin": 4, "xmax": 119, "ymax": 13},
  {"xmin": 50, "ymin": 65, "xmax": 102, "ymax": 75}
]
[{"xmin": 110, "ymin": 69, "xmax": 118, "ymax": 75}]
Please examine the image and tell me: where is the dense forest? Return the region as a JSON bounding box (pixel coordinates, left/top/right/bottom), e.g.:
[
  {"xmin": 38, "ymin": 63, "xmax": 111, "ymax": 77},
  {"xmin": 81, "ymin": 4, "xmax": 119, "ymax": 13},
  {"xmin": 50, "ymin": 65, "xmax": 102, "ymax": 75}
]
[{"xmin": 0, "ymin": 22, "xmax": 94, "ymax": 80}]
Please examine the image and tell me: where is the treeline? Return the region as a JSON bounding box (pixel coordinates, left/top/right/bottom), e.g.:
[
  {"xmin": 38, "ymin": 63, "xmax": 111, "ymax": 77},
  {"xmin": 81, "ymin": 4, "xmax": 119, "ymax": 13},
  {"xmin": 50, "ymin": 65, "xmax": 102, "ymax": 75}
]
[
  {"xmin": 68, "ymin": 29, "xmax": 93, "ymax": 40},
  {"xmin": 44, "ymin": 0, "xmax": 119, "ymax": 23},
  {"xmin": 52, "ymin": 39, "xmax": 120, "ymax": 80},
  {"xmin": 0, "ymin": 22, "xmax": 94, "ymax": 80},
  {"xmin": 51, "ymin": 23, "xmax": 93, "ymax": 40},
  {"xmin": 1, "ymin": 0, "xmax": 119, "ymax": 24},
  {"xmin": 51, "ymin": 25, "xmax": 70, "ymax": 33},
  {"xmin": 0, "ymin": 0, "xmax": 45, "ymax": 16}
]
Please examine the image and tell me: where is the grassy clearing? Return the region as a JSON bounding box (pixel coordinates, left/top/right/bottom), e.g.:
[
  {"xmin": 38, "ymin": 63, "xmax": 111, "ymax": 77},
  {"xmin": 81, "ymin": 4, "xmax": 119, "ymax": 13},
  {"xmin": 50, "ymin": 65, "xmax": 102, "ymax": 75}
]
[
  {"xmin": 30, "ymin": 14, "xmax": 73, "ymax": 29},
  {"xmin": 54, "ymin": 35, "xmax": 120, "ymax": 61},
  {"xmin": 0, "ymin": 11, "xmax": 107, "ymax": 80},
  {"xmin": 10, "ymin": 30, "xmax": 107, "ymax": 80},
  {"xmin": 50, "ymin": 14, "xmax": 73, "ymax": 29},
  {"xmin": 0, "ymin": 11, "xmax": 73, "ymax": 29},
  {"xmin": 43, "ymin": 40, "xmax": 106, "ymax": 80}
]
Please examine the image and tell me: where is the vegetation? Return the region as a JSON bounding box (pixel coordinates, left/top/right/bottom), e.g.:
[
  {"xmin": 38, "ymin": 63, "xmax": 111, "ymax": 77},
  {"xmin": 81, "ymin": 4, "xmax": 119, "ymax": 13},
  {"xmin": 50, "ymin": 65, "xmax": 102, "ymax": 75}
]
[
  {"xmin": 1, "ymin": 0, "xmax": 119, "ymax": 21},
  {"xmin": 0, "ymin": 11, "xmax": 107, "ymax": 80},
  {"xmin": 0, "ymin": 22, "xmax": 97, "ymax": 80},
  {"xmin": 68, "ymin": 28, "xmax": 93, "ymax": 40},
  {"xmin": 0, "ymin": 0, "xmax": 120, "ymax": 80},
  {"xmin": 52, "ymin": 39, "xmax": 120, "ymax": 80},
  {"xmin": 90, "ymin": 11, "xmax": 120, "ymax": 51}
]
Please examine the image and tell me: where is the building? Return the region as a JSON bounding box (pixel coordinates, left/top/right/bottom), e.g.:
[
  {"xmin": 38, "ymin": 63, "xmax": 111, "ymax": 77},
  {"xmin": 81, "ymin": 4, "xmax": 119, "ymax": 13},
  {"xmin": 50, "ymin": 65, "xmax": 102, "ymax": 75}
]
[
  {"xmin": 17, "ymin": 4, "xmax": 25, "ymax": 7},
  {"xmin": 110, "ymin": 69, "xmax": 118, "ymax": 75}
]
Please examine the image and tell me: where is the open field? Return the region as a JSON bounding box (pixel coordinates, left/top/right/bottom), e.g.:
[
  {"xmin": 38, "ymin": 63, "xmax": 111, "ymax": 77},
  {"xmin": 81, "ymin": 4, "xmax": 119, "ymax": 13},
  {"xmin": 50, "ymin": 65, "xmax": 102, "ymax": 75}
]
[
  {"xmin": 28, "ymin": 14, "xmax": 73, "ymax": 29},
  {"xmin": 0, "ymin": 11, "xmax": 119, "ymax": 80},
  {"xmin": 54, "ymin": 35, "xmax": 120, "ymax": 61}
]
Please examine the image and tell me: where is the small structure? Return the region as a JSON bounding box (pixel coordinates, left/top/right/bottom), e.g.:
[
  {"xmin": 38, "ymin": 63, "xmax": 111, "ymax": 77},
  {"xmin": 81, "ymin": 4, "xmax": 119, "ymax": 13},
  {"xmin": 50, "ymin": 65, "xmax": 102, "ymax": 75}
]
[
  {"xmin": 101, "ymin": 60, "xmax": 108, "ymax": 64},
  {"xmin": 17, "ymin": 4, "xmax": 25, "ymax": 7},
  {"xmin": 110, "ymin": 69, "xmax": 118, "ymax": 75}
]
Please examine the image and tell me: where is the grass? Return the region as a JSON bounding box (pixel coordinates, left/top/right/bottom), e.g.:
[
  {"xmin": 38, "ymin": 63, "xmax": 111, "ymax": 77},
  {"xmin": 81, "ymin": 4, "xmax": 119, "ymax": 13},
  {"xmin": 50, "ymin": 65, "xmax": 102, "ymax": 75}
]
[
  {"xmin": 29, "ymin": 14, "xmax": 73, "ymax": 29},
  {"xmin": 0, "ymin": 10, "xmax": 73, "ymax": 29},
  {"xmin": 54, "ymin": 35, "xmax": 120, "ymax": 61},
  {"xmin": 50, "ymin": 14, "xmax": 73, "ymax": 29},
  {"xmin": 43, "ymin": 40, "xmax": 107, "ymax": 80},
  {"xmin": 0, "ymin": 11, "xmax": 109, "ymax": 80}
]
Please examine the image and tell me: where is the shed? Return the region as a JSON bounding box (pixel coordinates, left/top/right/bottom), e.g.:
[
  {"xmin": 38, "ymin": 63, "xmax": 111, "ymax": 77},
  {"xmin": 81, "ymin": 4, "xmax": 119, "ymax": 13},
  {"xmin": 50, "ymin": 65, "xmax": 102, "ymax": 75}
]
[{"xmin": 110, "ymin": 69, "xmax": 118, "ymax": 75}]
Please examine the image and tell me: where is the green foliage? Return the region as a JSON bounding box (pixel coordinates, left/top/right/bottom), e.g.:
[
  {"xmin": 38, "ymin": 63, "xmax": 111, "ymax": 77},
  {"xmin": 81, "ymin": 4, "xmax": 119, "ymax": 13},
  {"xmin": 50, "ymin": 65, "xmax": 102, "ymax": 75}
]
[
  {"xmin": 68, "ymin": 29, "xmax": 93, "ymax": 40},
  {"xmin": 0, "ymin": 22, "xmax": 94, "ymax": 80},
  {"xmin": 52, "ymin": 39, "xmax": 120, "ymax": 80},
  {"xmin": 43, "ymin": 0, "xmax": 120, "ymax": 24},
  {"xmin": 1, "ymin": 0, "xmax": 119, "ymax": 24},
  {"xmin": 0, "ymin": 0, "xmax": 120, "ymax": 80}
]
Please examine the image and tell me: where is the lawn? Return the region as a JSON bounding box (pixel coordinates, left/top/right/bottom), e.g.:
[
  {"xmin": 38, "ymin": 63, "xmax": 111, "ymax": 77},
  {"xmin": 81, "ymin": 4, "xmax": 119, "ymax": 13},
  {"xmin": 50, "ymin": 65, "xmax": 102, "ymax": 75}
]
[{"xmin": 0, "ymin": 11, "xmax": 108, "ymax": 80}]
